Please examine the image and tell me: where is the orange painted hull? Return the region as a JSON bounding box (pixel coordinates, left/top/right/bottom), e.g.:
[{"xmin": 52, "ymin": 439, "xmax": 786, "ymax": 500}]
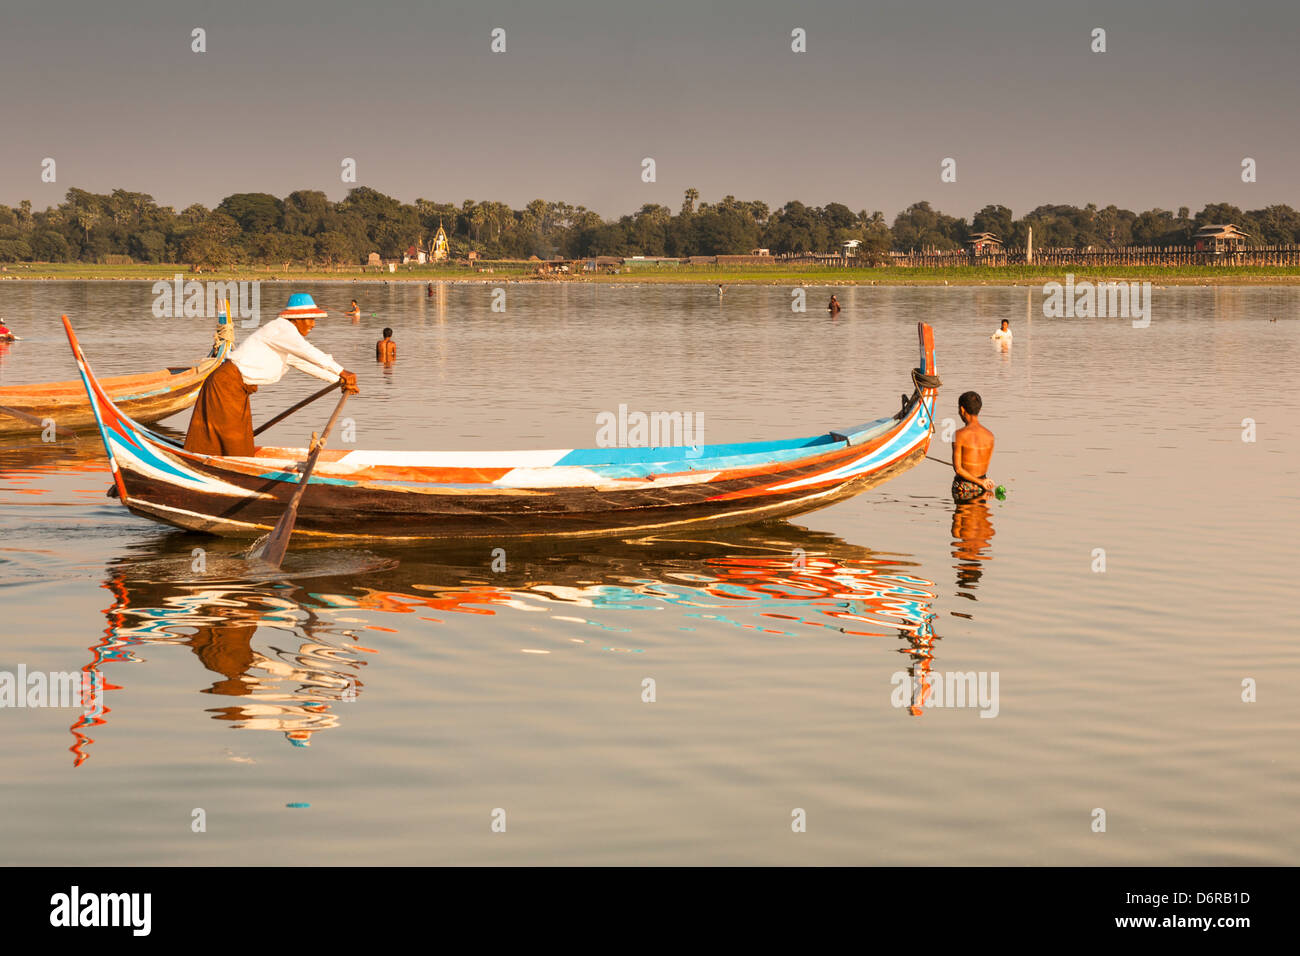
[{"xmin": 0, "ymin": 325, "xmax": 230, "ymax": 437}]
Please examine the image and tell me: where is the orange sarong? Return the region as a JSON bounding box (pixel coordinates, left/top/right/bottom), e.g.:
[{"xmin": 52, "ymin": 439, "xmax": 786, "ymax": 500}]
[{"xmin": 184, "ymin": 360, "xmax": 257, "ymax": 456}]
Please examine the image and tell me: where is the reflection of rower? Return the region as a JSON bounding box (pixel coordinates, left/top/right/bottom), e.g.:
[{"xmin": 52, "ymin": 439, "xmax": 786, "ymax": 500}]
[{"xmin": 70, "ymin": 565, "xmax": 371, "ymax": 764}]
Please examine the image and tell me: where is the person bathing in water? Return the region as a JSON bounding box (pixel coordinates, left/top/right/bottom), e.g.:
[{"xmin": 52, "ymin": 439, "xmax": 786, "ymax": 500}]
[
  {"xmin": 828, "ymin": 294, "xmax": 841, "ymax": 315},
  {"xmin": 376, "ymin": 327, "xmax": 396, "ymax": 363},
  {"xmin": 346, "ymin": 299, "xmax": 361, "ymax": 321},
  {"xmin": 991, "ymin": 319, "xmax": 1012, "ymax": 346},
  {"xmin": 951, "ymin": 390, "xmax": 996, "ymax": 502},
  {"xmin": 0, "ymin": 319, "xmax": 14, "ymax": 342}
]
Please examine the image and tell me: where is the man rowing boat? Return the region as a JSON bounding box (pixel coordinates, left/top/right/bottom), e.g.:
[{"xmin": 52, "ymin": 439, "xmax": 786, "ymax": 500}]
[
  {"xmin": 951, "ymin": 391, "xmax": 996, "ymax": 502},
  {"xmin": 184, "ymin": 293, "xmax": 359, "ymax": 457}
]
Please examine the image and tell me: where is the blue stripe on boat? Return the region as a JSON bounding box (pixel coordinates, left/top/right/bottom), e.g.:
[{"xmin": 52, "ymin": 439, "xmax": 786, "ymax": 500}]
[
  {"xmin": 554, "ymin": 433, "xmax": 838, "ymax": 468},
  {"xmin": 553, "ymin": 415, "xmax": 901, "ymax": 478},
  {"xmin": 257, "ymin": 471, "xmax": 358, "ymax": 486}
]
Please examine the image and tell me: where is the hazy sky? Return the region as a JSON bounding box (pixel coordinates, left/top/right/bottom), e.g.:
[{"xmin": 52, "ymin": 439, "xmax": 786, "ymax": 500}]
[{"xmin": 2, "ymin": 0, "xmax": 1296, "ymax": 219}]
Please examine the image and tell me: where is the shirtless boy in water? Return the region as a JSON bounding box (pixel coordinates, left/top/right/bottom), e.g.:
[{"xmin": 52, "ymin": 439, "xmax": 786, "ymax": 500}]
[
  {"xmin": 376, "ymin": 327, "xmax": 396, "ymax": 362},
  {"xmin": 952, "ymin": 391, "xmax": 996, "ymax": 501}
]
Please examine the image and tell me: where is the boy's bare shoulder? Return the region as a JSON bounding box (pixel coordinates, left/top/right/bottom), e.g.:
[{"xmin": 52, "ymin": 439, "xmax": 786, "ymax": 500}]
[{"xmin": 956, "ymin": 423, "xmax": 994, "ymax": 443}]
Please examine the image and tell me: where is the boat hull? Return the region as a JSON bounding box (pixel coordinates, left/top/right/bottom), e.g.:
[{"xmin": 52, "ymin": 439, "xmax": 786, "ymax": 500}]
[
  {"xmin": 65, "ymin": 318, "xmax": 940, "ymax": 545},
  {"xmin": 114, "ymin": 444, "xmax": 929, "ymax": 542},
  {"xmin": 1, "ymin": 320, "xmax": 231, "ymax": 437}
]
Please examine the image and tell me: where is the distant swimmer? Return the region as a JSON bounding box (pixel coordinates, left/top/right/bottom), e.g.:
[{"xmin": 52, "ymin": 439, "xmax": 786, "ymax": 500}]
[
  {"xmin": 346, "ymin": 299, "xmax": 361, "ymax": 321},
  {"xmin": 376, "ymin": 327, "xmax": 396, "ymax": 363},
  {"xmin": 828, "ymin": 295, "xmax": 841, "ymax": 315},
  {"xmin": 0, "ymin": 320, "xmax": 14, "ymax": 342},
  {"xmin": 951, "ymin": 391, "xmax": 997, "ymax": 502},
  {"xmin": 991, "ymin": 319, "xmax": 1012, "ymax": 347},
  {"xmin": 427, "ymin": 282, "xmax": 435, "ymax": 298},
  {"xmin": 717, "ymin": 284, "xmax": 725, "ymax": 298}
]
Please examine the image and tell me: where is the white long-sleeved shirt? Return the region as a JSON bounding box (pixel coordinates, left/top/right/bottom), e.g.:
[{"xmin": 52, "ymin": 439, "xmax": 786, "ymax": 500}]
[{"xmin": 229, "ymin": 318, "xmax": 344, "ymax": 386}]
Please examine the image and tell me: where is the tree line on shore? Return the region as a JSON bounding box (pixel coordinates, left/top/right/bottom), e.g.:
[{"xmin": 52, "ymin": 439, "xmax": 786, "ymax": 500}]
[{"xmin": 2, "ymin": 187, "xmax": 1300, "ymax": 268}]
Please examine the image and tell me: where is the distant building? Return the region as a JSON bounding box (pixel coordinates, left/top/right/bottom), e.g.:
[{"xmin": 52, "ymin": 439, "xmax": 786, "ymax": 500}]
[
  {"xmin": 841, "ymin": 239, "xmax": 861, "ymax": 257},
  {"xmin": 967, "ymin": 232, "xmax": 1004, "ymax": 255},
  {"xmin": 750, "ymin": 247, "xmax": 771, "ymax": 256},
  {"xmin": 1193, "ymin": 224, "xmax": 1251, "ymax": 253},
  {"xmin": 366, "ymin": 252, "xmax": 382, "ymax": 267}
]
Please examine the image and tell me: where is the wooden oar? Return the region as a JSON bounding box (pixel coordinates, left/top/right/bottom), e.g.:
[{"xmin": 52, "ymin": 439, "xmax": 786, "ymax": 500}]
[
  {"xmin": 249, "ymin": 390, "xmax": 350, "ymax": 568},
  {"xmin": 253, "ymin": 382, "xmax": 341, "ymax": 437},
  {"xmin": 0, "ymin": 403, "xmax": 79, "ymax": 441}
]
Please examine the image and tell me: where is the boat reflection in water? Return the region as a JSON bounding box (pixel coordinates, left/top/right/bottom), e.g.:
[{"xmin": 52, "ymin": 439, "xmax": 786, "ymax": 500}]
[{"xmin": 71, "ymin": 522, "xmax": 942, "ymax": 764}]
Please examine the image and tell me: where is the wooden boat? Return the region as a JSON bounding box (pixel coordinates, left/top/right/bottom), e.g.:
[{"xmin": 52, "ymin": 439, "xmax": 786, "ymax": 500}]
[
  {"xmin": 64, "ymin": 317, "xmax": 941, "ymax": 544},
  {"xmin": 0, "ymin": 313, "xmax": 232, "ymax": 437}
]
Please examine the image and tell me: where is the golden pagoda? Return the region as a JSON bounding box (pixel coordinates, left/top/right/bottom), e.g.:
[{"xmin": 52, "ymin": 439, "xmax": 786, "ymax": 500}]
[{"xmin": 431, "ymin": 221, "xmax": 449, "ymax": 261}]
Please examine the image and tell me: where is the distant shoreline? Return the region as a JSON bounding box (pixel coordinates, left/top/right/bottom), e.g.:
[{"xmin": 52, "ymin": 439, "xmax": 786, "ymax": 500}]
[{"xmin": 4, "ymin": 263, "xmax": 1300, "ymax": 286}]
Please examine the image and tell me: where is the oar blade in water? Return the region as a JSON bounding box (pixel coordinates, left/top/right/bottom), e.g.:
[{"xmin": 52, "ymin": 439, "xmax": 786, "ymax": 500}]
[
  {"xmin": 248, "ymin": 391, "xmax": 350, "ymax": 568},
  {"xmin": 251, "ymin": 502, "xmax": 301, "ymax": 566}
]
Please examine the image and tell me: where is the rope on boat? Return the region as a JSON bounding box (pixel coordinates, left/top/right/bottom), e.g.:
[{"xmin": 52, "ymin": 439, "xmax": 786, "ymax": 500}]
[
  {"xmin": 910, "ymin": 367, "xmax": 942, "ymax": 439},
  {"xmin": 911, "ymin": 368, "xmax": 943, "ymax": 391},
  {"xmin": 211, "ymin": 321, "xmax": 235, "ymax": 357}
]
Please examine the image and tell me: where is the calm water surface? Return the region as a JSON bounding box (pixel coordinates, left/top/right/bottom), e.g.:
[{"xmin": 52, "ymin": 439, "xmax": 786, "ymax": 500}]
[{"xmin": 0, "ymin": 281, "xmax": 1296, "ymax": 864}]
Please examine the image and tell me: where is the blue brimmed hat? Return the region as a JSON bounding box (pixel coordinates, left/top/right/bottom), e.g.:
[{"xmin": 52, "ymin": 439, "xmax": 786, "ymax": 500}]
[{"xmin": 278, "ymin": 293, "xmax": 328, "ymax": 320}]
